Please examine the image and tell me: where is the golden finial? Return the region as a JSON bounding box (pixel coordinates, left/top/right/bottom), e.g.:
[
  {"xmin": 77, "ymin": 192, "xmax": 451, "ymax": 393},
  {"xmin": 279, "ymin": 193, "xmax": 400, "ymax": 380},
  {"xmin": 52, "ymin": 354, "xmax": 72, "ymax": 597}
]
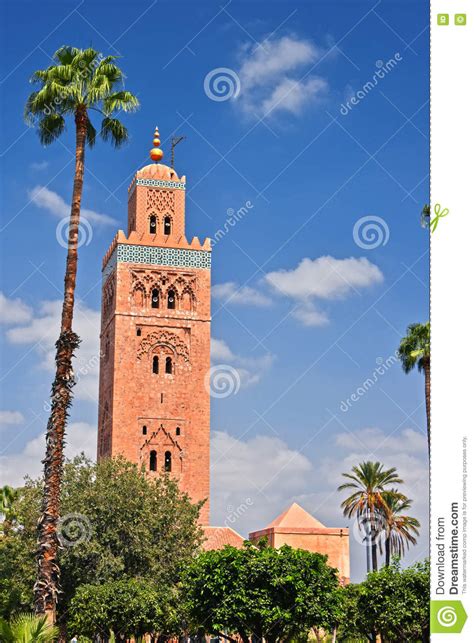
[{"xmin": 149, "ymin": 126, "xmax": 164, "ymax": 163}]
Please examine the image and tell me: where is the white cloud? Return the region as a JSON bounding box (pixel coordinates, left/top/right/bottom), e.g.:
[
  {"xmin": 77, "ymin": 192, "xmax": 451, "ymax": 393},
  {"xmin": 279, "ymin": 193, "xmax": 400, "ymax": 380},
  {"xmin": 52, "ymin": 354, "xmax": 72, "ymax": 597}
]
[
  {"xmin": 292, "ymin": 303, "xmax": 330, "ymax": 327},
  {"xmin": 211, "ymin": 337, "xmax": 236, "ymax": 362},
  {"xmin": 212, "ymin": 282, "xmax": 272, "ymax": 307},
  {"xmin": 0, "ymin": 410, "xmax": 25, "ymax": 427},
  {"xmin": 28, "ymin": 185, "xmax": 116, "ymax": 226},
  {"xmin": 260, "ymin": 76, "xmax": 327, "ymax": 116},
  {"xmin": 266, "ymin": 256, "xmax": 383, "ymax": 300},
  {"xmin": 335, "ymin": 427, "xmax": 426, "ymax": 456},
  {"xmin": 0, "ymin": 422, "xmax": 96, "ymax": 487},
  {"xmin": 264, "ymin": 256, "xmax": 383, "ymax": 326},
  {"xmin": 211, "ymin": 430, "xmax": 313, "ymax": 531},
  {"xmin": 0, "ymin": 291, "xmax": 33, "ymax": 325},
  {"xmin": 6, "ymin": 299, "xmax": 101, "ymax": 403},
  {"xmin": 211, "ymin": 337, "xmax": 273, "ymax": 388},
  {"xmin": 236, "ymin": 35, "xmax": 328, "ymax": 117},
  {"xmin": 30, "ymin": 161, "xmax": 49, "ymax": 171}
]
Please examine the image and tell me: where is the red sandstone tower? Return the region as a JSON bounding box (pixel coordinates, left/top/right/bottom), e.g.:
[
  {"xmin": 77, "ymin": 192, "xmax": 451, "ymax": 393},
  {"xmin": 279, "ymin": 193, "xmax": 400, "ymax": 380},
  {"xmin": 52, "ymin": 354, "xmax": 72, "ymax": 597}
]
[{"xmin": 97, "ymin": 128, "xmax": 211, "ymax": 524}]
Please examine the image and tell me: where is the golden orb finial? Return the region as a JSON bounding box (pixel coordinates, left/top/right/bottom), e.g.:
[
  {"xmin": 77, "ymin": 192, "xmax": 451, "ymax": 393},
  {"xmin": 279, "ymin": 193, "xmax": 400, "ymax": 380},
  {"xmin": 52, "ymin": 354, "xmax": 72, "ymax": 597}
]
[{"xmin": 149, "ymin": 126, "xmax": 163, "ymax": 162}]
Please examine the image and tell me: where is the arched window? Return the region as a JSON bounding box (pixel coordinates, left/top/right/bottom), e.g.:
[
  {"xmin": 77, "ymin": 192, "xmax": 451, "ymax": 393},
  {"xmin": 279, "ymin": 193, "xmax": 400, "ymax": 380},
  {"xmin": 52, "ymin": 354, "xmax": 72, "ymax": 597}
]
[
  {"xmin": 151, "ymin": 288, "xmax": 159, "ymax": 309},
  {"xmin": 149, "ymin": 450, "xmax": 157, "ymax": 472},
  {"xmin": 149, "ymin": 215, "xmax": 157, "ymax": 234},
  {"xmin": 142, "ymin": 425, "xmax": 147, "ymax": 435},
  {"xmin": 152, "ymin": 356, "xmax": 159, "ymax": 374},
  {"xmin": 176, "ymin": 427, "xmax": 181, "ymax": 436},
  {"xmin": 164, "ymin": 216, "xmax": 172, "ymax": 235},
  {"xmin": 164, "ymin": 451, "xmax": 172, "ymax": 472},
  {"xmin": 165, "ymin": 356, "xmax": 172, "ymax": 374},
  {"xmin": 136, "ymin": 328, "xmax": 141, "ymax": 336},
  {"xmin": 167, "ymin": 290, "xmax": 175, "ymax": 309}
]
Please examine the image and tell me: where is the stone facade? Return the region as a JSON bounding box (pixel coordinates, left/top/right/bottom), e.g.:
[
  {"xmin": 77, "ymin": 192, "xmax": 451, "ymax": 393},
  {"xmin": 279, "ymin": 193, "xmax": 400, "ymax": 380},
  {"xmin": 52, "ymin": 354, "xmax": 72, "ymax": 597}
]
[{"xmin": 97, "ymin": 162, "xmax": 211, "ymax": 524}]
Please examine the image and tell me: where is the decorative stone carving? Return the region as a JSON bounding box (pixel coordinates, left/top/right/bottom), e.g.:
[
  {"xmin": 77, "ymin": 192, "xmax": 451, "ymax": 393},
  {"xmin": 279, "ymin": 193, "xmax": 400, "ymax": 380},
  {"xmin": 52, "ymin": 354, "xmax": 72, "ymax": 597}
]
[{"xmin": 137, "ymin": 329, "xmax": 190, "ymax": 361}]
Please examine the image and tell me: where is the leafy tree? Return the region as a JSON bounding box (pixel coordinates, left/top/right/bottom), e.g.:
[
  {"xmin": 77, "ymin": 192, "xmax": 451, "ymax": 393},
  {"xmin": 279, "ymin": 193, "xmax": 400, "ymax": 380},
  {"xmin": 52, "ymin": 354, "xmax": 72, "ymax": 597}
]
[
  {"xmin": 338, "ymin": 560, "xmax": 430, "ymax": 642},
  {"xmin": 184, "ymin": 541, "xmax": 341, "ymax": 642},
  {"xmin": 398, "ymin": 322, "xmax": 430, "ymax": 450},
  {"xmin": 24, "ymin": 46, "xmax": 139, "ymax": 621},
  {"xmin": 338, "ymin": 462, "xmax": 403, "ymax": 573},
  {"xmin": 68, "ymin": 578, "xmax": 179, "ymax": 640},
  {"xmin": 381, "ymin": 491, "xmax": 419, "ymax": 567},
  {"xmin": 2, "ymin": 456, "xmax": 203, "ymax": 627},
  {"xmin": 0, "ymin": 527, "xmax": 36, "ymax": 619},
  {"xmin": 0, "ymin": 612, "xmax": 58, "ymax": 642},
  {"xmin": 0, "ymin": 485, "xmax": 18, "ymax": 532}
]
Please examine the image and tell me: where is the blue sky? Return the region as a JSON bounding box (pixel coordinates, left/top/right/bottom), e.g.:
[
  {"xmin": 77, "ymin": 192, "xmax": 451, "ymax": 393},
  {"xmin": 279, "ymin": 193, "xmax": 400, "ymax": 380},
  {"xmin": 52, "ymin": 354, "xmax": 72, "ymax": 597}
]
[{"xmin": 0, "ymin": 0, "xmax": 429, "ymax": 581}]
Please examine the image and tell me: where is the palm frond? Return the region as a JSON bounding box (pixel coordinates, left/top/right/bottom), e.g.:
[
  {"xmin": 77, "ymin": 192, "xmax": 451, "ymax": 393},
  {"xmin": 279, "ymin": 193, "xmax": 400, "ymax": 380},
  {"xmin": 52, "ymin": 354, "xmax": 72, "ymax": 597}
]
[
  {"xmin": 37, "ymin": 114, "xmax": 66, "ymax": 146},
  {"xmin": 100, "ymin": 117, "xmax": 129, "ymax": 148},
  {"xmin": 103, "ymin": 90, "xmax": 140, "ymax": 114},
  {"xmin": 86, "ymin": 118, "xmax": 97, "ymax": 148},
  {"xmin": 54, "ymin": 45, "xmax": 81, "ymax": 65}
]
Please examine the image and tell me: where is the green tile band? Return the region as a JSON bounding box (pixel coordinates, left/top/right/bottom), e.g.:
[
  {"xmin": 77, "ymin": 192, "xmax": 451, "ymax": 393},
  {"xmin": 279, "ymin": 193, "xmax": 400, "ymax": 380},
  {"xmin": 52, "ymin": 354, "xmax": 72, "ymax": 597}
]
[
  {"xmin": 133, "ymin": 178, "xmax": 186, "ymax": 190},
  {"xmin": 103, "ymin": 243, "xmax": 211, "ymax": 281}
]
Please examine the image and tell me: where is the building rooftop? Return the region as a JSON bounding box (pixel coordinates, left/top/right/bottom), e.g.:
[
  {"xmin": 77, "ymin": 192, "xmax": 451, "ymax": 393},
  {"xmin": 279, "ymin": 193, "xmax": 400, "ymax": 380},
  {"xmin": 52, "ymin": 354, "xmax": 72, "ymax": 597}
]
[
  {"xmin": 202, "ymin": 526, "xmax": 245, "ymax": 551},
  {"xmin": 266, "ymin": 502, "xmax": 327, "ymax": 529}
]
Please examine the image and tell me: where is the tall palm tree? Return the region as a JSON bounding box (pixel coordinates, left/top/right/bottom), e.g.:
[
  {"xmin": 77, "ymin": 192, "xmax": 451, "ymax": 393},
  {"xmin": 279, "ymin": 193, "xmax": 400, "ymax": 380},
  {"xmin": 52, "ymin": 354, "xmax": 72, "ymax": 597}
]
[
  {"xmin": 25, "ymin": 46, "xmax": 139, "ymax": 622},
  {"xmin": 338, "ymin": 461, "xmax": 403, "ymax": 573},
  {"xmin": 381, "ymin": 491, "xmax": 420, "ymax": 567},
  {"xmin": 398, "ymin": 322, "xmax": 430, "ymax": 450}
]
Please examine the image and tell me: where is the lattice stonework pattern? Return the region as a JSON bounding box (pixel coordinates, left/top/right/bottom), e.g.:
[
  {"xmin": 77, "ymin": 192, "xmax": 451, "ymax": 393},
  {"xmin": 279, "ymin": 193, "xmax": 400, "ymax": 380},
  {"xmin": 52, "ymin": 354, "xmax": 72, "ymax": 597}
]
[{"xmin": 146, "ymin": 188, "xmax": 175, "ymax": 214}]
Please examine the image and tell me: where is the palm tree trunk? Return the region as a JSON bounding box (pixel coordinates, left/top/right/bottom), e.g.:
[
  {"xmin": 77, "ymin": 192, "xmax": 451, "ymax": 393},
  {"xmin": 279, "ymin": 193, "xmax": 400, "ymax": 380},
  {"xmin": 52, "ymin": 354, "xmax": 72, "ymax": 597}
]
[
  {"xmin": 424, "ymin": 358, "xmax": 430, "ymax": 453},
  {"xmin": 370, "ymin": 511, "xmax": 378, "ymax": 572},
  {"xmin": 34, "ymin": 105, "xmax": 87, "ymax": 623},
  {"xmin": 385, "ymin": 534, "xmax": 390, "ymax": 567}
]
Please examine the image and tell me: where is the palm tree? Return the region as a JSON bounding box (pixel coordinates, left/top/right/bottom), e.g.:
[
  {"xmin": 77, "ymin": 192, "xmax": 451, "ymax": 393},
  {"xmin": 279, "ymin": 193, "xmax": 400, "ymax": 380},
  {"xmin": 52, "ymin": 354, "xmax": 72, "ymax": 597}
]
[
  {"xmin": 338, "ymin": 461, "xmax": 403, "ymax": 573},
  {"xmin": 0, "ymin": 613, "xmax": 58, "ymax": 642},
  {"xmin": 25, "ymin": 46, "xmax": 139, "ymax": 622},
  {"xmin": 381, "ymin": 491, "xmax": 420, "ymax": 566},
  {"xmin": 398, "ymin": 322, "xmax": 430, "ymax": 450}
]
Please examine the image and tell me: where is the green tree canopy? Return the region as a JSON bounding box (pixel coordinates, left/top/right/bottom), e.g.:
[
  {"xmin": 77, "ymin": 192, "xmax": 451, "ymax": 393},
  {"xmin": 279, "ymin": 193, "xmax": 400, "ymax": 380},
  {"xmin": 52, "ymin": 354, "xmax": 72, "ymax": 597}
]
[
  {"xmin": 67, "ymin": 578, "xmax": 179, "ymax": 640},
  {"xmin": 338, "ymin": 559, "xmax": 430, "ymax": 642},
  {"xmin": 184, "ymin": 541, "xmax": 341, "ymax": 642},
  {"xmin": 0, "ymin": 456, "xmax": 203, "ymax": 622}
]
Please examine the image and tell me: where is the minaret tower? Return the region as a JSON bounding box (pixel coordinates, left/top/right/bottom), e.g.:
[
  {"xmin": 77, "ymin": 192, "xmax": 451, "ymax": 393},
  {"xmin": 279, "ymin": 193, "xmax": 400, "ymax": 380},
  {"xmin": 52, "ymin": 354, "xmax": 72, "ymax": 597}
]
[{"xmin": 98, "ymin": 128, "xmax": 212, "ymax": 523}]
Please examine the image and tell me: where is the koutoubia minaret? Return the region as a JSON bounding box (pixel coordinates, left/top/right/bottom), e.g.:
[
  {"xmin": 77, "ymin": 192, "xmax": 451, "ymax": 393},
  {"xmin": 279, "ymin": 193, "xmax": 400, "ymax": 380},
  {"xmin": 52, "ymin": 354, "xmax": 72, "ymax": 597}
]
[{"xmin": 97, "ymin": 128, "xmax": 212, "ymax": 524}]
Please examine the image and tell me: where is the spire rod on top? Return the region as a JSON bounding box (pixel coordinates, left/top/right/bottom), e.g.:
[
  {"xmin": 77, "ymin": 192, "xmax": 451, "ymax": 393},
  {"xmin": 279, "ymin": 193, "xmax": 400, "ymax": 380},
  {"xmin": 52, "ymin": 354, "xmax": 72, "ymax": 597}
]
[{"xmin": 149, "ymin": 126, "xmax": 164, "ymax": 163}]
